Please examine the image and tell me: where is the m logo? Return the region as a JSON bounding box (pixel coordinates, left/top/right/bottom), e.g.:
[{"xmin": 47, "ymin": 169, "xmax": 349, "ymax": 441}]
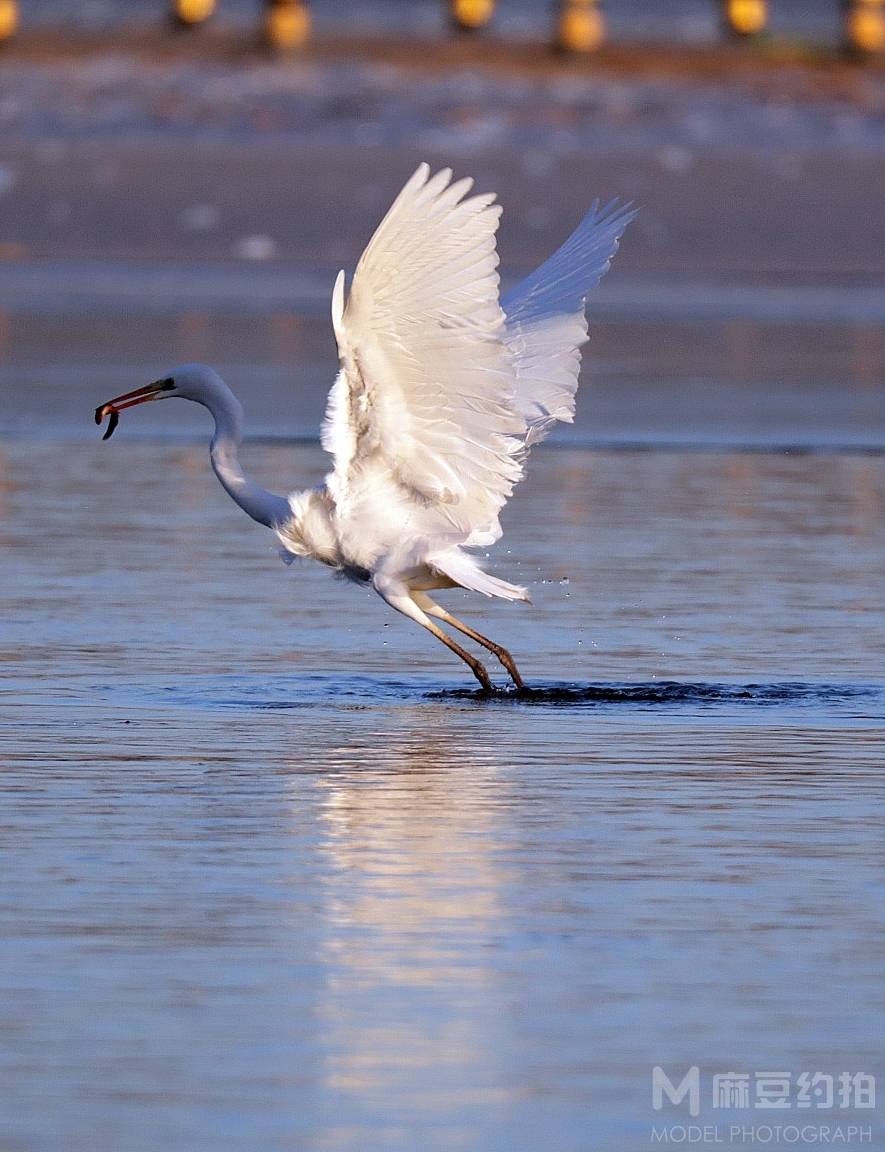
[{"xmin": 652, "ymin": 1066, "xmax": 701, "ymax": 1117}]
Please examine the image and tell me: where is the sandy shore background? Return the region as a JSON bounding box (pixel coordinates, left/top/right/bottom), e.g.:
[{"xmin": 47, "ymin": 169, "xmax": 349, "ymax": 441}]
[{"xmin": 1, "ymin": 1, "xmax": 884, "ymax": 447}]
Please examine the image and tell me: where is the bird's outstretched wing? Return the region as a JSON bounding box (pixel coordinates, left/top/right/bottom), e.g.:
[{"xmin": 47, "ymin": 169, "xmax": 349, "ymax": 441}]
[
  {"xmin": 322, "ymin": 163, "xmax": 525, "ymax": 541},
  {"xmin": 503, "ymin": 199, "xmax": 637, "ymax": 447}
]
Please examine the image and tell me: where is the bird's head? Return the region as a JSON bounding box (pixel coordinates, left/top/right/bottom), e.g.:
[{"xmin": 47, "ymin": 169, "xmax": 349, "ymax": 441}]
[{"xmin": 95, "ymin": 363, "xmax": 232, "ymax": 439}]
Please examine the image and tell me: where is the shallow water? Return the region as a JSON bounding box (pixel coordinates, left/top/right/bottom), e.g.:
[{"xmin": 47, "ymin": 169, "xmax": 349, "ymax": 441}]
[{"xmin": 2, "ymin": 431, "xmax": 884, "ymax": 1151}]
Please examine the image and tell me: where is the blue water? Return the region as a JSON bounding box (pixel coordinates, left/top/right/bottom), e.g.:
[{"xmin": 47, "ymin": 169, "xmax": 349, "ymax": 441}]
[{"xmin": 2, "ymin": 433, "xmax": 883, "ymax": 1151}]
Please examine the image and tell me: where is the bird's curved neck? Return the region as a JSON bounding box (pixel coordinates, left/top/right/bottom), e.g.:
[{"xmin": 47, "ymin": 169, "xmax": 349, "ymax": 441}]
[{"xmin": 206, "ymin": 390, "xmax": 289, "ymax": 529}]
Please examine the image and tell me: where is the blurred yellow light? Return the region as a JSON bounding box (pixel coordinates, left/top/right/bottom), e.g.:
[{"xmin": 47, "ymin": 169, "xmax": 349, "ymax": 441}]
[
  {"xmin": 265, "ymin": 2, "xmax": 311, "ymax": 50},
  {"xmin": 557, "ymin": 4, "xmax": 605, "ymax": 53},
  {"xmin": 846, "ymin": 3, "xmax": 885, "ymax": 55},
  {"xmin": 173, "ymin": 0, "xmax": 216, "ymax": 25},
  {"xmin": 725, "ymin": 0, "xmax": 767, "ymax": 36},
  {"xmin": 450, "ymin": 0, "xmax": 495, "ymax": 31},
  {"xmin": 0, "ymin": 0, "xmax": 19, "ymax": 41}
]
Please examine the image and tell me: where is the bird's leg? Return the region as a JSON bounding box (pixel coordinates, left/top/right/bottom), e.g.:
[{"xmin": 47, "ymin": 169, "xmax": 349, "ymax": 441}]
[
  {"xmin": 412, "ymin": 592, "xmax": 525, "ymax": 690},
  {"xmin": 374, "ymin": 581, "xmax": 493, "ymax": 692}
]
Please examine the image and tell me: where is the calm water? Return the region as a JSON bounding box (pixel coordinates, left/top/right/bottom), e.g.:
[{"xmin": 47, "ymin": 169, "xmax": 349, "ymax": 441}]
[{"xmin": 2, "ymin": 425, "xmax": 884, "ymax": 1150}]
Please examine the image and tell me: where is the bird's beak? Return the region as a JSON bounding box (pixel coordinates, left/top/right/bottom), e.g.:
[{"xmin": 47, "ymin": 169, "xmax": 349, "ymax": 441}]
[{"xmin": 94, "ymin": 380, "xmax": 167, "ymax": 440}]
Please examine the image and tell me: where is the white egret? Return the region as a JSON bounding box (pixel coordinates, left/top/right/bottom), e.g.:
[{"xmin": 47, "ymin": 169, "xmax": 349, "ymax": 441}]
[{"xmin": 96, "ymin": 164, "xmax": 634, "ymax": 691}]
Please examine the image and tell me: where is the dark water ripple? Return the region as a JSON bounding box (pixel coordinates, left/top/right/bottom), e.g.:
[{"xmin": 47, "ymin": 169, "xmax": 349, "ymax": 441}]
[
  {"xmin": 436, "ymin": 680, "xmax": 884, "ymax": 708},
  {"xmin": 103, "ymin": 674, "xmax": 885, "ymax": 718}
]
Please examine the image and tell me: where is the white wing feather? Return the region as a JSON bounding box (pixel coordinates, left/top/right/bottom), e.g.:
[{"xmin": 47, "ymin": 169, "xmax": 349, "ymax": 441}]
[
  {"xmin": 502, "ymin": 199, "xmax": 637, "ymax": 446},
  {"xmin": 323, "ymin": 163, "xmax": 525, "ymax": 544}
]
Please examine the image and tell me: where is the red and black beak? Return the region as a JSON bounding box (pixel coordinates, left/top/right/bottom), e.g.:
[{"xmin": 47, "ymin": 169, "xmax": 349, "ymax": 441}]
[{"xmin": 94, "ymin": 378, "xmax": 174, "ymax": 440}]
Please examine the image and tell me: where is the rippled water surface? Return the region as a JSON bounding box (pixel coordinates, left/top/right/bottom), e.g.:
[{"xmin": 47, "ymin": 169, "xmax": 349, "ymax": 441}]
[{"xmin": 2, "ymin": 436, "xmax": 884, "ymax": 1151}]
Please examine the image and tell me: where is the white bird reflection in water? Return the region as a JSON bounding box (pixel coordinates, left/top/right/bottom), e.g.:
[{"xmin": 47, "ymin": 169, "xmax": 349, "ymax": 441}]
[{"xmin": 299, "ymin": 722, "xmax": 516, "ymax": 1117}]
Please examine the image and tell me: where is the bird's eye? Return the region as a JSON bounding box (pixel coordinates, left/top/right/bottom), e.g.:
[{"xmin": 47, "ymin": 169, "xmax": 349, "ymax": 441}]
[{"xmin": 159, "ymin": 378, "xmax": 176, "ymax": 391}]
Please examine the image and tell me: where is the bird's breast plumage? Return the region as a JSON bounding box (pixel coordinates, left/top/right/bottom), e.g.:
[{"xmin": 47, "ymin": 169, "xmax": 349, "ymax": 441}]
[{"xmin": 276, "ymin": 487, "xmax": 341, "ymax": 567}]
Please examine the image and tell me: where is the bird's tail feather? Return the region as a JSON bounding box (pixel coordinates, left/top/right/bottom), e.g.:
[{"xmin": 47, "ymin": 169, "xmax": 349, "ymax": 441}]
[{"xmin": 430, "ymin": 550, "xmax": 530, "ymax": 603}]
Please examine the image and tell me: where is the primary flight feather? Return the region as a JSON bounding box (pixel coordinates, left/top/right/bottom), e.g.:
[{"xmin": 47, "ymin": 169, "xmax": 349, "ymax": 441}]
[{"xmin": 96, "ymin": 164, "xmax": 635, "ymax": 691}]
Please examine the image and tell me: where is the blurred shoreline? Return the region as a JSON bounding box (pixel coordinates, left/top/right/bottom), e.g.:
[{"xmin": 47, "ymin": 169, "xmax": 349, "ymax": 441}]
[
  {"xmin": 5, "ymin": 24, "xmax": 884, "ymax": 88},
  {"xmin": 1, "ymin": 16, "xmax": 883, "ymax": 446},
  {"xmin": 1, "ymin": 30, "xmax": 884, "ymax": 277}
]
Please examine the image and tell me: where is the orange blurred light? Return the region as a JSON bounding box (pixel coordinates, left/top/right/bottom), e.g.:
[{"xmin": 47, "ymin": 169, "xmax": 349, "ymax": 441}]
[
  {"xmin": 172, "ymin": 0, "xmax": 216, "ymax": 25},
  {"xmin": 450, "ymin": 0, "xmax": 495, "ymax": 31},
  {"xmin": 557, "ymin": 1, "xmax": 606, "ymax": 53},
  {"xmin": 0, "ymin": 0, "xmax": 18, "ymax": 41},
  {"xmin": 844, "ymin": 1, "xmax": 885, "ymax": 55},
  {"xmin": 265, "ymin": 0, "xmax": 311, "ymax": 50},
  {"xmin": 724, "ymin": 0, "xmax": 768, "ymax": 37}
]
